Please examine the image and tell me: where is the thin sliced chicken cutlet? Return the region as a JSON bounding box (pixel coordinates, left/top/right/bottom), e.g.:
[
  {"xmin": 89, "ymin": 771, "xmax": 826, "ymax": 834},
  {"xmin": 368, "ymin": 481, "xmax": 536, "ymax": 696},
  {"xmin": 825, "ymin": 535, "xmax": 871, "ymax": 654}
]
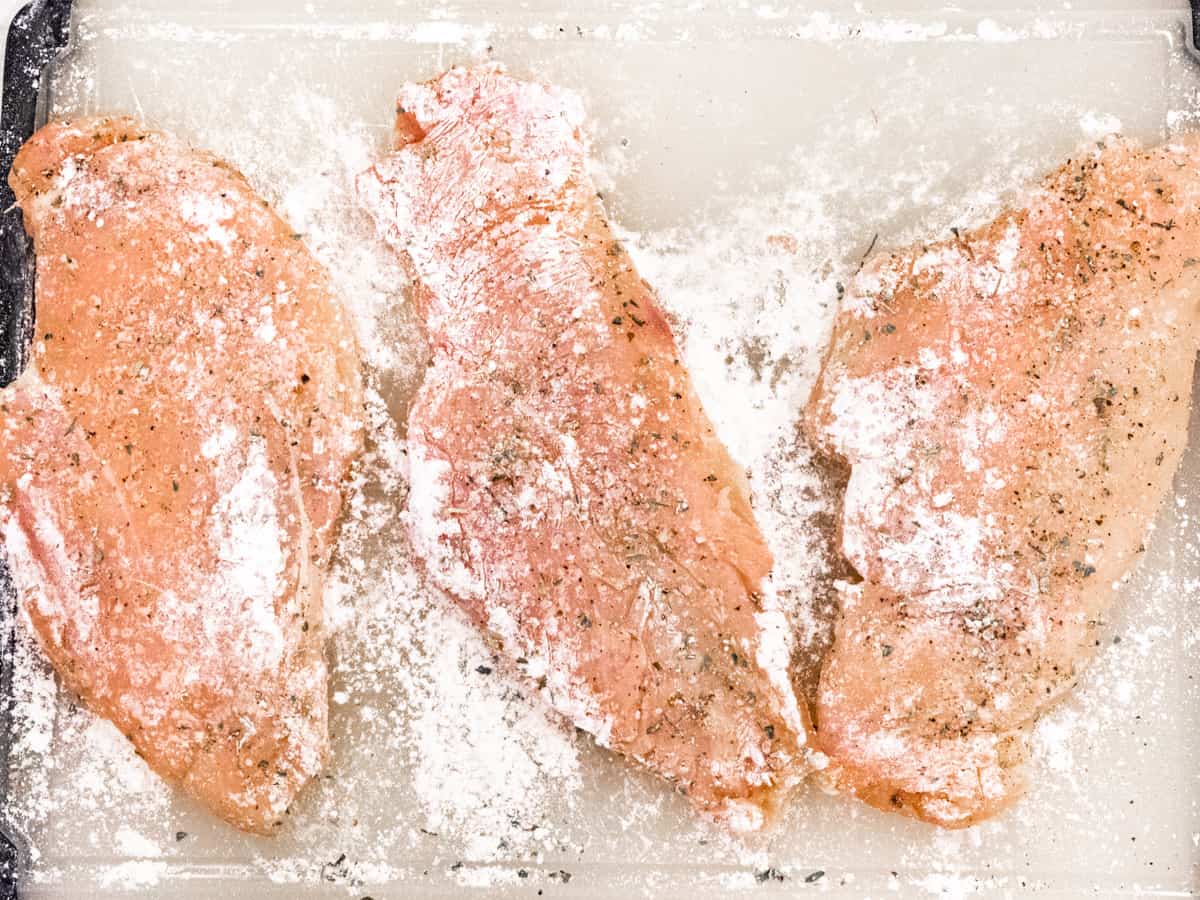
[
  {"xmin": 1, "ymin": 117, "xmax": 363, "ymax": 833},
  {"xmin": 805, "ymin": 136, "xmax": 1200, "ymax": 827},
  {"xmin": 359, "ymin": 65, "xmax": 812, "ymax": 829}
]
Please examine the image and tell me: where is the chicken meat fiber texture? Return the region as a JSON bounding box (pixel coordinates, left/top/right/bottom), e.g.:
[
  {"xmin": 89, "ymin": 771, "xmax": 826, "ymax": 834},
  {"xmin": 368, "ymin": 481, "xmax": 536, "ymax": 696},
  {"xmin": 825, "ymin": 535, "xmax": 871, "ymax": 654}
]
[
  {"xmin": 2, "ymin": 62, "xmax": 1196, "ymax": 854},
  {"xmin": 0, "ymin": 117, "xmax": 364, "ymax": 833},
  {"xmin": 359, "ymin": 64, "xmax": 815, "ymax": 830},
  {"xmin": 806, "ymin": 135, "xmax": 1200, "ymax": 827}
]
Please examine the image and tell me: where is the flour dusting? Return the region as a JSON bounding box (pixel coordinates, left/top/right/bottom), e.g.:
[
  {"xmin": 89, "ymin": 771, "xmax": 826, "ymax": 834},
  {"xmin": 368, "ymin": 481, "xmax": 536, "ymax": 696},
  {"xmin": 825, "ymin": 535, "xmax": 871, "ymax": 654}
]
[{"xmin": 1, "ymin": 2, "xmax": 1198, "ymax": 897}]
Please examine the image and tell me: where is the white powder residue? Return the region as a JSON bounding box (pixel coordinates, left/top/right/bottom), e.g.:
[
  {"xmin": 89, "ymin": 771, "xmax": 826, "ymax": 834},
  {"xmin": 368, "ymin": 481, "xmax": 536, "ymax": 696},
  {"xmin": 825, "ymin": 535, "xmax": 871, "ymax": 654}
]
[
  {"xmin": 178, "ymin": 192, "xmax": 236, "ymax": 252},
  {"xmin": 96, "ymin": 861, "xmax": 169, "ymax": 890},
  {"xmin": 206, "ymin": 438, "xmax": 287, "ymax": 671},
  {"xmin": 300, "ymin": 390, "xmax": 587, "ymax": 870},
  {"xmin": 1080, "ymin": 111, "xmax": 1123, "ymax": 140},
  {"xmin": 622, "ymin": 214, "xmax": 836, "ymax": 471},
  {"xmin": 783, "ymin": 12, "xmax": 1086, "ymax": 45},
  {"xmin": 405, "ymin": 442, "xmax": 484, "ymax": 602},
  {"xmin": 619, "ymin": 137, "xmax": 866, "ymax": 682},
  {"xmin": 911, "ymin": 871, "xmax": 988, "ymax": 897},
  {"xmin": 1032, "ymin": 711, "xmax": 1078, "ymax": 775},
  {"xmin": 975, "ymin": 18, "xmax": 1020, "ymax": 43},
  {"xmin": 404, "ymin": 21, "xmax": 477, "ymax": 45},
  {"xmin": 200, "ymin": 422, "xmax": 238, "ymax": 460},
  {"xmin": 2, "ymin": 643, "xmax": 174, "ymax": 869},
  {"xmin": 4, "ymin": 8, "xmax": 1198, "ymax": 896},
  {"xmin": 88, "ymin": 19, "xmax": 496, "ymax": 47},
  {"xmin": 787, "ymin": 12, "xmax": 950, "ymax": 43},
  {"xmin": 753, "ymin": 600, "xmax": 808, "ymax": 744},
  {"xmin": 407, "ymin": 605, "xmax": 583, "ymax": 853},
  {"xmin": 113, "ymin": 826, "xmax": 162, "ymax": 858}
]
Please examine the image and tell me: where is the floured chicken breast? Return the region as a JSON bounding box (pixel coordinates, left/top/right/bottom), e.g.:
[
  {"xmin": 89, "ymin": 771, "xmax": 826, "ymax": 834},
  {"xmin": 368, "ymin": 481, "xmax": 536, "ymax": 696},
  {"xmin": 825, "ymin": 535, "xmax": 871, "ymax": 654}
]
[
  {"xmin": 806, "ymin": 136, "xmax": 1200, "ymax": 826},
  {"xmin": 359, "ymin": 65, "xmax": 812, "ymax": 829},
  {"xmin": 1, "ymin": 117, "xmax": 363, "ymax": 833}
]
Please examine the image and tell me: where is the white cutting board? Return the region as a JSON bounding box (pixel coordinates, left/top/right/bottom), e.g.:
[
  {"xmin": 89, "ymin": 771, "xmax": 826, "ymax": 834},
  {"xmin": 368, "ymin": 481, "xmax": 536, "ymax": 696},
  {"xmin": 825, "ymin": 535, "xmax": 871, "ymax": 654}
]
[{"xmin": 2, "ymin": 0, "xmax": 1199, "ymax": 896}]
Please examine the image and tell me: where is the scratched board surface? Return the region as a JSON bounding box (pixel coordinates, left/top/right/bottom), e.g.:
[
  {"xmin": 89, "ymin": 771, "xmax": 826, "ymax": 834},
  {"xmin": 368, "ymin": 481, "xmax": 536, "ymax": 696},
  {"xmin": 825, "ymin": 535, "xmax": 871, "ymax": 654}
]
[{"xmin": 1, "ymin": 0, "xmax": 1199, "ymax": 896}]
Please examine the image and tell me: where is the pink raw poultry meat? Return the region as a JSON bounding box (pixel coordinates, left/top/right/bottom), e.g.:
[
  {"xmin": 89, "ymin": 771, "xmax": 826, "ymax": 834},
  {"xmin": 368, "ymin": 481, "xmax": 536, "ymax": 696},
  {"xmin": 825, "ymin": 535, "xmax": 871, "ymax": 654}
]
[
  {"xmin": 2, "ymin": 117, "xmax": 363, "ymax": 833},
  {"xmin": 806, "ymin": 136, "xmax": 1200, "ymax": 827},
  {"xmin": 359, "ymin": 65, "xmax": 813, "ymax": 829}
]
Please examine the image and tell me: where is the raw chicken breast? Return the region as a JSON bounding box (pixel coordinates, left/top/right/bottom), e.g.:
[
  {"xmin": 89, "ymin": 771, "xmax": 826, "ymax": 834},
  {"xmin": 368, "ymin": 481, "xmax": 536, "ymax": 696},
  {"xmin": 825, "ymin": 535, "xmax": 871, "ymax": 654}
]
[
  {"xmin": 1, "ymin": 117, "xmax": 363, "ymax": 833},
  {"xmin": 806, "ymin": 136, "xmax": 1200, "ymax": 826},
  {"xmin": 359, "ymin": 65, "xmax": 811, "ymax": 829}
]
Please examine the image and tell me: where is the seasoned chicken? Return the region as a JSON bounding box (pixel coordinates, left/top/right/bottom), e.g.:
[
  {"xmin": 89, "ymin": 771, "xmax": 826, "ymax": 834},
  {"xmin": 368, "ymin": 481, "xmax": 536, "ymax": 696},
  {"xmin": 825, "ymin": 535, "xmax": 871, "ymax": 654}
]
[
  {"xmin": 806, "ymin": 136, "xmax": 1200, "ymax": 826},
  {"xmin": 1, "ymin": 117, "xmax": 363, "ymax": 833},
  {"xmin": 359, "ymin": 65, "xmax": 811, "ymax": 829}
]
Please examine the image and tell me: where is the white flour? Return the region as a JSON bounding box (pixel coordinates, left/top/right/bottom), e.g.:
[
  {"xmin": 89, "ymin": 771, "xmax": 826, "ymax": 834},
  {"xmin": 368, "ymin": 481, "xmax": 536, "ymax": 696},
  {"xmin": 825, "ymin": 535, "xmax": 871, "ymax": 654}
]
[{"xmin": 1, "ymin": 2, "xmax": 1198, "ymax": 896}]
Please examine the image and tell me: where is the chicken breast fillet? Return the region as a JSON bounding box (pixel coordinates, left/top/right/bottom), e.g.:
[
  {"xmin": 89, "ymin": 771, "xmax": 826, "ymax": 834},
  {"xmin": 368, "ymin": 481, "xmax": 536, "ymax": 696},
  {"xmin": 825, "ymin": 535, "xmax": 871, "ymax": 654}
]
[
  {"xmin": 806, "ymin": 136, "xmax": 1200, "ymax": 826},
  {"xmin": 1, "ymin": 117, "xmax": 363, "ymax": 833},
  {"xmin": 359, "ymin": 65, "xmax": 812, "ymax": 829}
]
